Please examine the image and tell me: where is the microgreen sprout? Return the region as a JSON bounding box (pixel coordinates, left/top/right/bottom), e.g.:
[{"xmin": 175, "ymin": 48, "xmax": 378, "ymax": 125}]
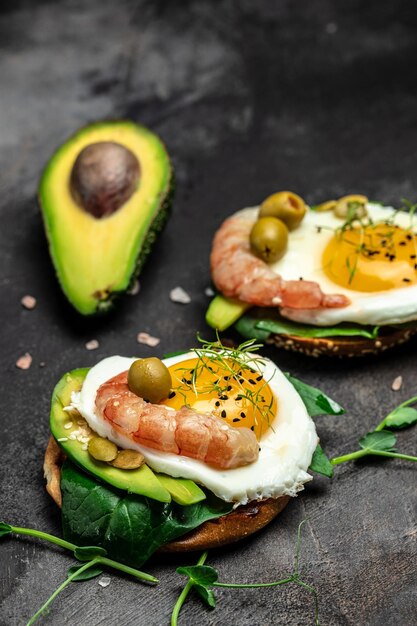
[
  {"xmin": 310, "ymin": 394, "xmax": 417, "ymax": 476},
  {"xmin": 172, "ymin": 334, "xmax": 276, "ymax": 431},
  {"xmin": 0, "ymin": 523, "xmax": 157, "ymax": 625},
  {"xmin": 171, "ymin": 520, "xmax": 319, "ymax": 626}
]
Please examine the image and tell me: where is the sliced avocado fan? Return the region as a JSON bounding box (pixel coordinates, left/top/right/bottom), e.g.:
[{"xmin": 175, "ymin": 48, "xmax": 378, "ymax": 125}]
[{"xmin": 39, "ymin": 120, "xmax": 173, "ymax": 315}]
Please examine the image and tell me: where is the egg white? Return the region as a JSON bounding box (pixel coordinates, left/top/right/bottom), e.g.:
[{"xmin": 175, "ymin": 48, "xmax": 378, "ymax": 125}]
[
  {"xmin": 238, "ymin": 203, "xmax": 417, "ymax": 326},
  {"xmin": 71, "ymin": 354, "xmax": 318, "ymax": 506}
]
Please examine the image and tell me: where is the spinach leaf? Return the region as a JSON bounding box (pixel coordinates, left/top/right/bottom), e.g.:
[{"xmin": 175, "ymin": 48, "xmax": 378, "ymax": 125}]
[
  {"xmin": 284, "ymin": 373, "xmax": 344, "ymax": 417},
  {"xmin": 308, "ymin": 444, "xmax": 334, "ymax": 478},
  {"xmin": 256, "ymin": 318, "xmax": 379, "ymax": 339},
  {"xmin": 61, "ymin": 461, "xmax": 232, "ymax": 568},
  {"xmin": 235, "ymin": 316, "xmax": 271, "ymax": 341}
]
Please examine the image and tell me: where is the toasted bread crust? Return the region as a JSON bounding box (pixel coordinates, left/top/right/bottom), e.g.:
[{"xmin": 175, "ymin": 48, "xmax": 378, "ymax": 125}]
[
  {"xmin": 43, "ymin": 436, "xmax": 289, "ymax": 551},
  {"xmin": 266, "ymin": 326, "xmax": 417, "ymax": 358}
]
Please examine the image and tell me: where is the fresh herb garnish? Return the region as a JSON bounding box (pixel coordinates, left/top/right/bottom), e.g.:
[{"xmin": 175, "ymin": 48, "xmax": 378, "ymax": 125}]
[
  {"xmin": 171, "ymin": 521, "xmax": 319, "ymax": 626},
  {"xmin": 0, "ymin": 521, "xmax": 157, "ymax": 625},
  {"xmin": 172, "ymin": 335, "xmax": 276, "ymax": 431},
  {"xmin": 310, "ymin": 394, "xmax": 417, "ymax": 475}
]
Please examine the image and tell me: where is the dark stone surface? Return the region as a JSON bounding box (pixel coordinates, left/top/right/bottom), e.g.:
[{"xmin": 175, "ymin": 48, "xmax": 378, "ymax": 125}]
[{"xmin": 1, "ymin": 1, "xmax": 417, "ymax": 624}]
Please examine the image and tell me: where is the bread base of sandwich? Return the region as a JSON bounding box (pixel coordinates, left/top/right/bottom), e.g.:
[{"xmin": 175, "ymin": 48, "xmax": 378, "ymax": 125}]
[
  {"xmin": 43, "ymin": 436, "xmax": 289, "ymax": 552},
  {"xmin": 266, "ymin": 325, "xmax": 417, "ymax": 358}
]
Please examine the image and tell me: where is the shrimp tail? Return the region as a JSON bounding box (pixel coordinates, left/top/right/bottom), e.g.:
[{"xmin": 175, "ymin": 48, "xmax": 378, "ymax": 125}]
[
  {"xmin": 96, "ymin": 373, "xmax": 259, "ymax": 469},
  {"xmin": 210, "ymin": 213, "xmax": 350, "ymax": 310}
]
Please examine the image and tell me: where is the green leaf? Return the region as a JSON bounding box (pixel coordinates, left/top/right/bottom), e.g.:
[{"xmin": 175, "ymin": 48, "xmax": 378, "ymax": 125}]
[
  {"xmin": 385, "ymin": 407, "xmax": 417, "ymax": 429},
  {"xmin": 176, "ymin": 565, "xmax": 218, "ymax": 587},
  {"xmin": 308, "ymin": 444, "xmax": 334, "ymax": 478},
  {"xmin": 255, "ymin": 318, "xmax": 379, "ymax": 339},
  {"xmin": 61, "ymin": 461, "xmax": 233, "ymax": 568},
  {"xmin": 235, "ymin": 316, "xmax": 271, "ymax": 341},
  {"xmin": 74, "ymin": 546, "xmax": 108, "ymax": 561},
  {"xmin": 67, "ymin": 564, "xmax": 103, "ymax": 581},
  {"xmin": 0, "ymin": 522, "xmax": 12, "ymax": 538},
  {"xmin": 194, "ymin": 584, "xmax": 216, "ymax": 608},
  {"xmin": 359, "ymin": 430, "xmax": 397, "ymax": 452},
  {"xmin": 284, "ymin": 374, "xmax": 344, "ymax": 417},
  {"xmin": 163, "ymin": 350, "xmax": 189, "ymax": 359}
]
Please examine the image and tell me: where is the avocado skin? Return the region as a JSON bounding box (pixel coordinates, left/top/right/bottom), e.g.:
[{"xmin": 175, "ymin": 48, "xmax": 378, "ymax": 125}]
[
  {"xmin": 50, "ymin": 367, "xmax": 206, "ymax": 505},
  {"xmin": 39, "ymin": 120, "xmax": 174, "ymax": 316},
  {"xmin": 97, "ymin": 171, "xmax": 175, "ymax": 314}
]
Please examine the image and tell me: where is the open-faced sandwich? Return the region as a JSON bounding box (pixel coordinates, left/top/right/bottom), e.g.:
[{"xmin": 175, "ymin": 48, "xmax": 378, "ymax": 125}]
[
  {"xmin": 44, "ymin": 339, "xmax": 341, "ymax": 563},
  {"xmin": 206, "ymin": 192, "xmax": 417, "ymax": 356}
]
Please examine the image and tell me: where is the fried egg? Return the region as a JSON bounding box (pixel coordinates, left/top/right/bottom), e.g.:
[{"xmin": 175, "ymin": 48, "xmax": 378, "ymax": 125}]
[
  {"xmin": 240, "ymin": 202, "xmax": 417, "ymax": 326},
  {"xmin": 72, "ymin": 353, "xmax": 318, "ymax": 505}
]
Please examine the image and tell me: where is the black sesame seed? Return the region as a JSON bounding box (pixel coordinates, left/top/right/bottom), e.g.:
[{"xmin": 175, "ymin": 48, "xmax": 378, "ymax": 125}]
[
  {"xmin": 227, "ymin": 385, "xmax": 232, "ymax": 391},
  {"xmin": 240, "ymin": 412, "xmax": 246, "ymax": 418},
  {"xmin": 215, "ymin": 401, "xmax": 220, "ymax": 407},
  {"xmin": 403, "ymin": 278, "xmax": 411, "ymax": 282},
  {"xmin": 399, "ymin": 241, "xmax": 406, "ymax": 246},
  {"xmin": 168, "ymin": 391, "xmax": 176, "ymax": 399},
  {"xmin": 232, "ymin": 418, "xmax": 240, "ymax": 423},
  {"xmin": 256, "ymin": 375, "xmax": 263, "ymax": 381},
  {"xmin": 224, "ymin": 376, "xmax": 229, "ymax": 381},
  {"xmin": 220, "ymin": 394, "xmax": 228, "ymax": 400},
  {"xmin": 248, "ymin": 379, "xmax": 256, "ymax": 385},
  {"xmin": 411, "ymin": 255, "xmax": 416, "ymax": 259},
  {"xmin": 251, "ymin": 426, "xmax": 255, "ymax": 431},
  {"xmin": 406, "ymin": 234, "xmax": 413, "ymax": 240},
  {"xmin": 239, "ymin": 378, "xmax": 245, "ymax": 384},
  {"xmin": 235, "ymin": 395, "xmax": 242, "ymax": 401},
  {"xmin": 221, "ymin": 410, "xmax": 227, "ymax": 418}
]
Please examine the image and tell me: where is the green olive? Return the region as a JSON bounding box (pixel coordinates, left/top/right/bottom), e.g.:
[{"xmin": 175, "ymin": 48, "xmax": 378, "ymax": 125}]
[
  {"xmin": 128, "ymin": 357, "xmax": 172, "ymax": 403},
  {"xmin": 259, "ymin": 191, "xmax": 307, "ymax": 230},
  {"xmin": 88, "ymin": 436, "xmax": 118, "ymax": 462},
  {"xmin": 250, "ymin": 217, "xmax": 288, "ymax": 263},
  {"xmin": 334, "ymin": 194, "xmax": 368, "ymax": 219},
  {"xmin": 110, "ymin": 449, "xmax": 145, "ymax": 469}
]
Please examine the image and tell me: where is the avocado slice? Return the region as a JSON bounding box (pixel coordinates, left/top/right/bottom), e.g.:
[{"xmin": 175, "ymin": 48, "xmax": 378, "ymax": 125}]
[
  {"xmin": 206, "ymin": 294, "xmax": 250, "ymax": 331},
  {"xmin": 39, "ymin": 120, "xmax": 173, "ymax": 315},
  {"xmin": 50, "ymin": 368, "xmax": 206, "ymax": 505}
]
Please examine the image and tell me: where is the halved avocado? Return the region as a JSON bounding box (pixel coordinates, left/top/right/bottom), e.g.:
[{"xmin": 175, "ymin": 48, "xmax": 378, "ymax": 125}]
[
  {"xmin": 39, "ymin": 120, "xmax": 173, "ymax": 315},
  {"xmin": 50, "ymin": 368, "xmax": 205, "ymax": 505},
  {"xmin": 206, "ymin": 294, "xmax": 250, "ymax": 331}
]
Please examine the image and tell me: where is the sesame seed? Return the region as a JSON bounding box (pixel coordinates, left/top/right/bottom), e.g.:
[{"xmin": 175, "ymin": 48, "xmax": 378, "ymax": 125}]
[
  {"xmin": 224, "ymin": 376, "xmax": 229, "ymax": 381},
  {"xmin": 232, "ymin": 418, "xmax": 240, "ymax": 422},
  {"xmin": 256, "ymin": 375, "xmax": 263, "ymax": 381},
  {"xmin": 69, "ymin": 434, "xmax": 77, "ymax": 440},
  {"xmin": 57, "ymin": 437, "xmax": 68, "ymax": 442},
  {"xmin": 221, "ymin": 410, "xmax": 227, "ymax": 418},
  {"xmin": 403, "ymin": 278, "xmax": 411, "ymax": 282},
  {"xmin": 81, "ymin": 443, "xmax": 88, "ymax": 451},
  {"xmin": 64, "ymin": 422, "xmax": 73, "ymax": 430},
  {"xmin": 168, "ymin": 391, "xmax": 176, "ymax": 399},
  {"xmin": 219, "ymin": 394, "xmax": 228, "ymax": 400},
  {"xmin": 248, "ymin": 379, "xmax": 256, "ymax": 385},
  {"xmin": 215, "ymin": 401, "xmax": 220, "ymax": 407},
  {"xmin": 240, "ymin": 412, "xmax": 246, "ymax": 418},
  {"xmin": 391, "ymin": 375, "xmax": 403, "ymax": 391},
  {"xmin": 227, "ymin": 385, "xmax": 232, "ymax": 391},
  {"xmin": 250, "ymin": 426, "xmax": 255, "ymax": 431}
]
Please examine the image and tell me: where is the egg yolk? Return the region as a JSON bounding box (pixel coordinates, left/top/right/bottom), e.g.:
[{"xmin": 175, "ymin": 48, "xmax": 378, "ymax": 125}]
[
  {"xmin": 162, "ymin": 357, "xmax": 277, "ymax": 440},
  {"xmin": 322, "ymin": 223, "xmax": 417, "ymax": 292}
]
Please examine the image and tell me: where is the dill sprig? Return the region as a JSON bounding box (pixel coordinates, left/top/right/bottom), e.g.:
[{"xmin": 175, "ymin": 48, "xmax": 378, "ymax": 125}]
[{"xmin": 173, "ymin": 334, "xmax": 275, "ymax": 431}]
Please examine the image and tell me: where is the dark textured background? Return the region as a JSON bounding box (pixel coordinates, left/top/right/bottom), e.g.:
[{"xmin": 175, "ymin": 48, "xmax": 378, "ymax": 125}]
[{"xmin": 1, "ymin": 1, "xmax": 417, "ymax": 624}]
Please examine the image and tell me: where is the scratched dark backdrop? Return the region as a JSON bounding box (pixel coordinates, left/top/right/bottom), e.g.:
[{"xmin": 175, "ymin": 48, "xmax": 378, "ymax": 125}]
[{"xmin": 1, "ymin": 1, "xmax": 417, "ymax": 625}]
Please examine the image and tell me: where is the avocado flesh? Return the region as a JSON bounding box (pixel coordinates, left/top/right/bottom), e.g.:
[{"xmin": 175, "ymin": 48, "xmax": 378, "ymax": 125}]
[
  {"xmin": 50, "ymin": 368, "xmax": 205, "ymax": 505},
  {"xmin": 206, "ymin": 294, "xmax": 250, "ymax": 331},
  {"xmin": 39, "ymin": 121, "xmax": 173, "ymax": 315}
]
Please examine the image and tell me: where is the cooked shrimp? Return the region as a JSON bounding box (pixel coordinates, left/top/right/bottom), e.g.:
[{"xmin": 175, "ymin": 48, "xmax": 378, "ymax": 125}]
[
  {"xmin": 210, "ymin": 212, "xmax": 350, "ymax": 309},
  {"xmin": 95, "ymin": 371, "xmax": 259, "ymax": 469}
]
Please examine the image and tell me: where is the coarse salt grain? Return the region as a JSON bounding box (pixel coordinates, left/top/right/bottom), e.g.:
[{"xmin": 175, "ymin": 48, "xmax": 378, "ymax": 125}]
[
  {"xmin": 16, "ymin": 353, "xmax": 32, "ymax": 370},
  {"xmin": 204, "ymin": 287, "xmax": 215, "ymax": 297},
  {"xmin": 169, "ymin": 287, "xmax": 191, "ymax": 304},
  {"xmin": 98, "ymin": 577, "xmax": 111, "ymax": 588},
  {"xmin": 137, "ymin": 332, "xmax": 160, "ymax": 347},
  {"xmin": 127, "ymin": 279, "xmax": 140, "ymax": 296},
  {"xmin": 391, "ymin": 376, "xmax": 403, "ymax": 391},
  {"xmin": 85, "ymin": 339, "xmax": 99, "ymax": 351},
  {"xmin": 21, "ymin": 295, "xmax": 37, "ymax": 310}
]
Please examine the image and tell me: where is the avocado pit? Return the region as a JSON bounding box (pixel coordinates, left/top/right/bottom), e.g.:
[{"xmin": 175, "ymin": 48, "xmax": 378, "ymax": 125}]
[{"xmin": 70, "ymin": 141, "xmax": 140, "ymax": 218}]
